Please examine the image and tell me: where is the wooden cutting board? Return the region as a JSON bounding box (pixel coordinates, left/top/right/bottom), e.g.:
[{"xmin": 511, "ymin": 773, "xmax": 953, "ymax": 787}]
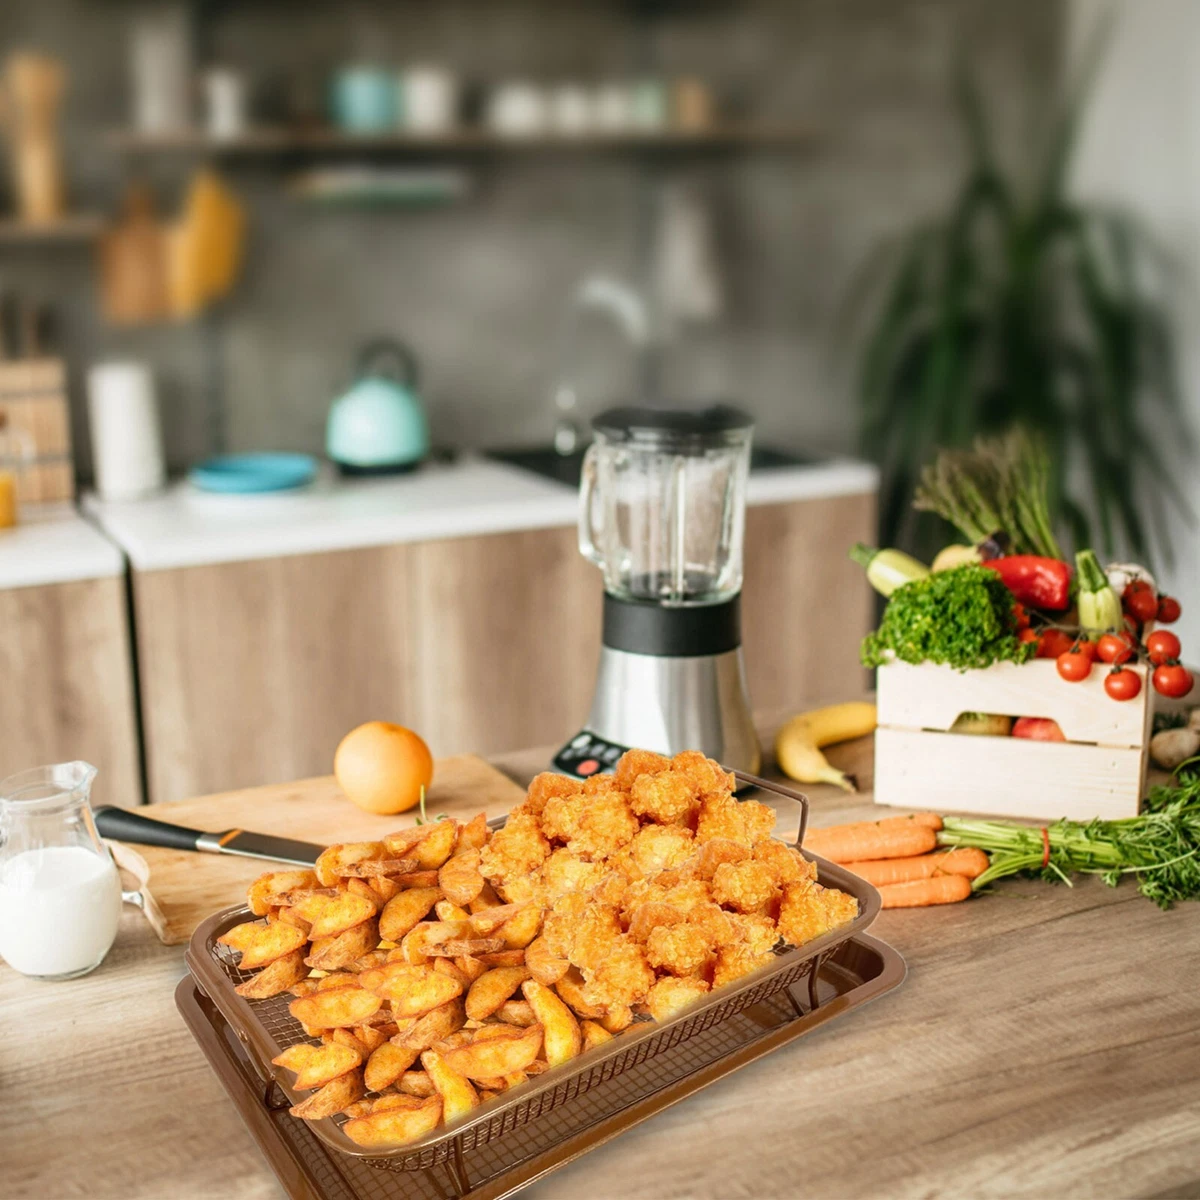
[{"xmin": 108, "ymin": 754, "xmax": 527, "ymax": 945}]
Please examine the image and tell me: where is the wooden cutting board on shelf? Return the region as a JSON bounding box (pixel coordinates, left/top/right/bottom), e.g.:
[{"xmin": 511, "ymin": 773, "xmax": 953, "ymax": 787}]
[{"xmin": 108, "ymin": 754, "xmax": 527, "ymax": 946}]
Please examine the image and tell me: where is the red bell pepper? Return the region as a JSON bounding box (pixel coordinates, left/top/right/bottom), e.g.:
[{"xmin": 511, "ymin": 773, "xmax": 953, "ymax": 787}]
[{"xmin": 984, "ymin": 555, "xmax": 1071, "ymax": 611}]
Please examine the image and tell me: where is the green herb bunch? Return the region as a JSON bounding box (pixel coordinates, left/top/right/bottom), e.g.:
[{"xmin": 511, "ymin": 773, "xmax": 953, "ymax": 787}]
[{"xmin": 860, "ymin": 564, "xmax": 1034, "ymax": 671}]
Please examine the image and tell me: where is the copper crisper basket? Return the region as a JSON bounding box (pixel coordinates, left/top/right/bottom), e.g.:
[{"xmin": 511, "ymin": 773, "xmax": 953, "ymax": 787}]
[{"xmin": 185, "ymin": 773, "xmax": 880, "ymax": 1173}]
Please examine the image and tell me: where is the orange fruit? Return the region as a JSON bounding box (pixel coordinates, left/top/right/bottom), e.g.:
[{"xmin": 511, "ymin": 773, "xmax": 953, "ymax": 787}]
[{"xmin": 334, "ymin": 722, "xmax": 434, "ymax": 815}]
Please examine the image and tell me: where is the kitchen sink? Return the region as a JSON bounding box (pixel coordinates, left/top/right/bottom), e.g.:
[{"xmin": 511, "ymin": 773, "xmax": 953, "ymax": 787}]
[{"xmin": 485, "ymin": 443, "xmax": 819, "ymax": 488}]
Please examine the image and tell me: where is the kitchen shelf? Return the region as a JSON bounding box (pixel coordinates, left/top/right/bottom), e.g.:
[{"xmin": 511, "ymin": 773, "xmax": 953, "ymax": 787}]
[
  {"xmin": 0, "ymin": 214, "xmax": 105, "ymax": 244},
  {"xmin": 106, "ymin": 123, "xmax": 817, "ymax": 157}
]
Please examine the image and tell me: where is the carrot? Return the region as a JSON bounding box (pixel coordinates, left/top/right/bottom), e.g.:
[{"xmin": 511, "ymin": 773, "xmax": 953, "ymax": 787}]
[
  {"xmin": 803, "ymin": 821, "xmax": 937, "ymax": 863},
  {"xmin": 878, "ymin": 874, "xmax": 973, "ymax": 908},
  {"xmin": 841, "ymin": 848, "xmax": 989, "ymax": 887},
  {"xmin": 895, "ymin": 812, "xmax": 943, "ymax": 832}
]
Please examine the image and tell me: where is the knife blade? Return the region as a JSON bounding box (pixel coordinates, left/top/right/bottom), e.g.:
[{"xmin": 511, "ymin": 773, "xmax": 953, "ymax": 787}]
[{"xmin": 93, "ymin": 805, "xmax": 321, "ymax": 866}]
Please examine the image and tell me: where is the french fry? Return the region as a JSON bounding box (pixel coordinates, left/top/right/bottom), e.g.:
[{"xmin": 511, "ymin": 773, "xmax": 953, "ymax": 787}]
[
  {"xmin": 396, "ymin": 999, "xmax": 466, "ymax": 1051},
  {"xmin": 522, "ymin": 981, "xmax": 581, "ymax": 1067},
  {"xmin": 289, "ymin": 986, "xmax": 383, "ymax": 1029},
  {"xmin": 420, "ymin": 1050, "xmax": 479, "ymax": 1123},
  {"xmin": 397, "ymin": 1070, "xmax": 436, "ymax": 1097},
  {"xmin": 343, "ymin": 1096, "xmax": 443, "ymax": 1148},
  {"xmin": 247, "ymin": 869, "xmax": 319, "ymax": 916},
  {"xmin": 442, "ymin": 1024, "xmax": 543, "ymax": 1080},
  {"xmin": 378, "ymin": 888, "xmax": 443, "ymax": 943},
  {"xmin": 273, "ymin": 1041, "xmax": 362, "ymax": 1091},
  {"xmin": 465, "ymin": 966, "xmax": 531, "ymax": 1021},
  {"xmin": 289, "ymin": 1068, "xmax": 365, "ymax": 1119},
  {"xmin": 219, "ymin": 920, "xmax": 308, "ymax": 970},
  {"xmin": 524, "ymin": 936, "xmax": 569, "ymax": 986},
  {"xmin": 580, "ymin": 1020, "xmax": 615, "ymax": 1052},
  {"xmin": 364, "ymin": 1041, "xmax": 419, "ymax": 1092},
  {"xmin": 235, "ymin": 948, "xmax": 307, "ymax": 999},
  {"xmin": 292, "ymin": 890, "xmax": 379, "ymax": 940},
  {"xmin": 494, "ymin": 999, "xmax": 537, "ymax": 1027},
  {"xmin": 314, "ymin": 842, "xmax": 386, "ymax": 887},
  {"xmin": 455, "ymin": 813, "xmax": 489, "ymax": 854},
  {"xmin": 438, "ymin": 850, "xmax": 485, "ymax": 907}
]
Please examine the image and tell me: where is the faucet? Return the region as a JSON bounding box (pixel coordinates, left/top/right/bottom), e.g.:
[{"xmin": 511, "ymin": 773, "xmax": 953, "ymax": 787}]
[{"xmin": 551, "ymin": 277, "xmax": 655, "ymax": 456}]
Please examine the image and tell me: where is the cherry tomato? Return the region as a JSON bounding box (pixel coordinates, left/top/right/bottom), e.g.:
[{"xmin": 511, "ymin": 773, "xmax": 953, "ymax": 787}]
[
  {"xmin": 1145, "ymin": 630, "xmax": 1182, "ymax": 666},
  {"xmin": 1152, "ymin": 662, "xmax": 1194, "ymax": 699},
  {"xmin": 1073, "ymin": 639, "xmax": 1097, "ymax": 662},
  {"xmin": 1037, "ymin": 629, "xmax": 1074, "ymax": 660},
  {"xmin": 1157, "ymin": 595, "xmax": 1182, "ymax": 624},
  {"xmin": 1018, "ymin": 627, "xmax": 1039, "ymax": 646},
  {"xmin": 1057, "ymin": 647, "xmax": 1093, "ymax": 682},
  {"xmin": 1124, "ymin": 580, "xmax": 1159, "ymax": 624},
  {"xmin": 1105, "ymin": 667, "xmax": 1143, "ymax": 701},
  {"xmin": 1096, "ymin": 632, "xmax": 1135, "ymax": 665},
  {"xmin": 1012, "ymin": 603, "xmax": 1030, "ymax": 631}
]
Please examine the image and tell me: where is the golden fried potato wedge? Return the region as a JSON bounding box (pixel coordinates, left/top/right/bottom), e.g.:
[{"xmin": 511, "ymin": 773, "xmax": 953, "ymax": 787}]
[
  {"xmin": 378, "ymin": 888, "xmax": 443, "ymax": 943},
  {"xmin": 329, "ymin": 1028, "xmax": 370, "ymax": 1058},
  {"xmin": 472, "ymin": 948, "xmax": 525, "ymax": 968},
  {"xmin": 289, "ymin": 1068, "xmax": 365, "ymax": 1120},
  {"xmin": 339, "ymin": 856, "xmax": 418, "ymax": 879},
  {"xmin": 598, "ymin": 1004, "xmax": 634, "ymax": 1034},
  {"xmin": 456, "ymin": 813, "xmax": 489, "ymax": 854},
  {"xmin": 524, "ymin": 936, "xmax": 569, "ymax": 986},
  {"xmin": 429, "ymin": 937, "xmax": 504, "ymax": 958},
  {"xmin": 248, "ymin": 869, "xmax": 319, "ymax": 916},
  {"xmin": 432, "ymin": 1029, "xmax": 475, "ymax": 1051},
  {"xmin": 580, "ymin": 1020, "xmax": 615, "ymax": 1052},
  {"xmin": 420, "ymin": 1050, "xmax": 479, "ymax": 1124},
  {"xmin": 343, "ymin": 1096, "xmax": 442, "ymax": 1149},
  {"xmin": 433, "ymin": 957, "xmax": 471, "ymax": 990},
  {"xmin": 355, "ymin": 1024, "xmax": 391, "ymax": 1052},
  {"xmin": 442, "ymin": 1023, "xmax": 543, "ymax": 1080},
  {"xmin": 392, "ymin": 870, "xmax": 441, "ymax": 888},
  {"xmin": 292, "ymin": 890, "xmax": 379, "ymax": 940},
  {"xmin": 466, "ymin": 903, "xmax": 528, "ymax": 935},
  {"xmin": 364, "ymin": 1041, "xmax": 419, "ymax": 1092},
  {"xmin": 435, "ymin": 900, "xmax": 471, "ymax": 922},
  {"xmin": 554, "ymin": 969, "xmax": 608, "ymax": 1020},
  {"xmin": 235, "ymin": 948, "xmax": 307, "ymax": 999},
  {"xmin": 305, "ymin": 920, "xmax": 380, "ymax": 971},
  {"xmin": 314, "ymin": 971, "xmax": 356, "ymax": 991},
  {"xmin": 498, "ymin": 904, "xmax": 542, "ymax": 950},
  {"xmin": 273, "ymin": 1041, "xmax": 362, "ymax": 1091},
  {"xmin": 314, "ymin": 842, "xmax": 386, "ymax": 887},
  {"xmin": 397, "ymin": 1069, "xmax": 436, "ymax": 1097},
  {"xmin": 439, "ymin": 850, "xmax": 485, "ymax": 907},
  {"xmin": 347, "ymin": 950, "xmax": 390, "ymax": 973},
  {"xmin": 289, "ymin": 978, "xmax": 320, "ymax": 999},
  {"xmin": 219, "ymin": 920, "xmax": 308, "ymax": 970},
  {"xmin": 522, "ymin": 981, "xmax": 581, "ymax": 1067},
  {"xmin": 272, "ymin": 906, "xmax": 312, "ymax": 935},
  {"xmin": 289, "ymin": 986, "xmax": 383, "ymax": 1029},
  {"xmin": 456, "ymin": 955, "xmax": 488, "ymax": 984},
  {"xmin": 465, "ymin": 966, "xmax": 531, "ymax": 1022},
  {"xmin": 397, "ymin": 999, "xmax": 466, "ymax": 1052},
  {"xmin": 414, "ymin": 820, "xmax": 458, "ymax": 870},
  {"xmin": 383, "ymin": 826, "xmax": 432, "ymax": 858},
  {"xmin": 469, "ymin": 882, "xmax": 503, "ymax": 912},
  {"xmin": 371, "ymin": 876, "xmax": 403, "ymax": 903},
  {"xmin": 360, "ymin": 963, "xmax": 464, "ymax": 1017},
  {"xmin": 494, "ymin": 999, "xmax": 537, "ymax": 1027}
]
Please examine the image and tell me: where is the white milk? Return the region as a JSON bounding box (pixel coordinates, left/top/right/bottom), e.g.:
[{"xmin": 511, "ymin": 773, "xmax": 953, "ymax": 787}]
[{"xmin": 0, "ymin": 845, "xmax": 122, "ymax": 977}]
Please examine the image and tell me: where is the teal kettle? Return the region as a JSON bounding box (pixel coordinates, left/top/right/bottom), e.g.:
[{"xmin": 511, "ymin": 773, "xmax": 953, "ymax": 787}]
[{"xmin": 326, "ymin": 339, "xmax": 430, "ymax": 473}]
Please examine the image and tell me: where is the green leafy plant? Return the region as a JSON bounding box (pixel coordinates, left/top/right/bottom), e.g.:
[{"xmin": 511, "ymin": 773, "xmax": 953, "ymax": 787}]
[{"xmin": 850, "ymin": 38, "xmax": 1191, "ymax": 564}]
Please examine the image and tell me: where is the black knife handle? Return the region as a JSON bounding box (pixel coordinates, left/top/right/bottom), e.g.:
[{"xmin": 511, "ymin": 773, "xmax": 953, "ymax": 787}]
[{"xmin": 94, "ymin": 806, "xmax": 206, "ymax": 852}]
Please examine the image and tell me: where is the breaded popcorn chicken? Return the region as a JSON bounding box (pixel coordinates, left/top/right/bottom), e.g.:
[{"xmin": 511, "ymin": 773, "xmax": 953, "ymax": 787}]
[
  {"xmin": 646, "ymin": 975, "xmax": 710, "ymax": 1021},
  {"xmin": 670, "ymin": 751, "xmax": 735, "ymax": 796},
  {"xmin": 738, "ymin": 800, "xmax": 777, "ymax": 846},
  {"xmin": 711, "ymin": 860, "xmax": 780, "ymax": 915},
  {"xmin": 686, "ymin": 837, "xmax": 750, "ymax": 882},
  {"xmin": 629, "ymin": 769, "xmax": 699, "ymax": 825},
  {"xmin": 724, "ymin": 912, "xmax": 779, "ymax": 956},
  {"xmin": 519, "ymin": 771, "xmax": 583, "ymax": 819},
  {"xmin": 712, "ymin": 941, "xmax": 776, "ymax": 988},
  {"xmin": 645, "ymin": 922, "xmax": 713, "ymax": 977},
  {"xmin": 626, "ymin": 900, "xmax": 686, "ymax": 943},
  {"xmin": 479, "ymin": 813, "xmax": 550, "ymax": 889},
  {"xmin": 542, "ymin": 789, "xmax": 639, "ymax": 861},
  {"xmin": 535, "ymin": 849, "xmax": 606, "ymax": 904},
  {"xmin": 776, "ymin": 881, "xmax": 859, "ymax": 948},
  {"xmin": 695, "ymin": 792, "xmax": 749, "ymax": 846},
  {"xmin": 627, "ymin": 824, "xmax": 695, "ymax": 874},
  {"xmin": 579, "ymin": 937, "xmax": 655, "ymax": 1009},
  {"xmin": 613, "ymin": 748, "xmax": 671, "ymax": 791},
  {"xmin": 752, "ymin": 839, "xmax": 816, "ymax": 887}
]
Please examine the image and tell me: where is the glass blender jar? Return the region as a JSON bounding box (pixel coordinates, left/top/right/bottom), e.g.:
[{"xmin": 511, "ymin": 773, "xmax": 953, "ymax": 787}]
[{"xmin": 556, "ymin": 405, "xmax": 761, "ymax": 776}]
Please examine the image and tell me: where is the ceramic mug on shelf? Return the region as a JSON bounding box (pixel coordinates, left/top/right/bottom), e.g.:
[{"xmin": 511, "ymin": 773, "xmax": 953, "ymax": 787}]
[
  {"xmin": 330, "ymin": 66, "xmax": 398, "ymax": 133},
  {"xmin": 402, "ymin": 65, "xmax": 457, "ymax": 135}
]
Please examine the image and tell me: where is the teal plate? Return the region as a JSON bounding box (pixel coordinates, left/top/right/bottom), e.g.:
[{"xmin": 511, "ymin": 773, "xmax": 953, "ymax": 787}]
[{"xmin": 188, "ymin": 453, "xmax": 319, "ymax": 494}]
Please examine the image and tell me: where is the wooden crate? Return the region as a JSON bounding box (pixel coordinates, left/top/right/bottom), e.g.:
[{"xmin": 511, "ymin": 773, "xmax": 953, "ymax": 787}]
[
  {"xmin": 0, "ymin": 357, "xmax": 74, "ymax": 502},
  {"xmin": 873, "ymin": 659, "xmax": 1153, "ymax": 821}
]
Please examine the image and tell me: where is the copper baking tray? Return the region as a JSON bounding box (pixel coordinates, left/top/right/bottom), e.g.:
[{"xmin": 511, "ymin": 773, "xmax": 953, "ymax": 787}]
[
  {"xmin": 179, "ymin": 932, "xmax": 905, "ymax": 1200},
  {"xmin": 183, "ymin": 774, "xmax": 881, "ymax": 1172}
]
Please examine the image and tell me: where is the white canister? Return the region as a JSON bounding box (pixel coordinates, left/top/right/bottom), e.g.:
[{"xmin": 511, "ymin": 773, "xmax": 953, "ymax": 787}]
[
  {"xmin": 402, "ymin": 66, "xmax": 457, "ymax": 135},
  {"xmin": 487, "ymin": 82, "xmax": 547, "ymax": 138},
  {"xmin": 203, "ymin": 67, "xmax": 247, "ymax": 140},
  {"xmin": 548, "ymin": 85, "xmax": 593, "ymax": 137},
  {"xmin": 87, "ymin": 362, "xmax": 165, "ymax": 500}
]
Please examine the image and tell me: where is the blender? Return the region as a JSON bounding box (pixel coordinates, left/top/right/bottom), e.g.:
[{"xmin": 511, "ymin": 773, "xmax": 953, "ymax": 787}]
[{"xmin": 553, "ymin": 405, "xmax": 761, "ymax": 778}]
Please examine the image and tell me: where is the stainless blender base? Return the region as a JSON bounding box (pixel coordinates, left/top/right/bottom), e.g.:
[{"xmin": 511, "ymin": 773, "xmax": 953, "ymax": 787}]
[{"xmin": 583, "ymin": 645, "xmax": 761, "ymax": 774}]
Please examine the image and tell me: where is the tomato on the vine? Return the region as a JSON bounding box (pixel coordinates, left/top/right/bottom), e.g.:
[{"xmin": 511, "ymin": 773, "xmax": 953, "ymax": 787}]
[
  {"xmin": 1012, "ymin": 603, "xmax": 1030, "ymax": 631},
  {"xmin": 1105, "ymin": 667, "xmax": 1143, "ymax": 701},
  {"xmin": 1124, "ymin": 580, "xmax": 1159, "ymax": 624},
  {"xmin": 1152, "ymin": 662, "xmax": 1194, "ymax": 699},
  {"xmin": 1157, "ymin": 595, "xmax": 1182, "ymax": 623},
  {"xmin": 1018, "ymin": 627, "xmax": 1039, "ymax": 646},
  {"xmin": 1096, "ymin": 632, "xmax": 1135, "ymax": 665},
  {"xmin": 1145, "ymin": 630, "xmax": 1182, "ymax": 666},
  {"xmin": 1057, "ymin": 647, "xmax": 1093, "ymax": 682},
  {"xmin": 1037, "ymin": 629, "xmax": 1074, "ymax": 660}
]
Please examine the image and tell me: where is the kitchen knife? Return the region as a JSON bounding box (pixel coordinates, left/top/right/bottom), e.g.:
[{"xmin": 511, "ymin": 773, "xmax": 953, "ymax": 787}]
[{"xmin": 94, "ymin": 806, "xmax": 321, "ymax": 866}]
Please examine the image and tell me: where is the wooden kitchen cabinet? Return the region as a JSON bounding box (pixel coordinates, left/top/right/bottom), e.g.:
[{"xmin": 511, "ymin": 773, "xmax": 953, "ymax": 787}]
[
  {"xmin": 130, "ymin": 493, "xmax": 874, "ymax": 804},
  {"xmin": 0, "ymin": 576, "xmax": 141, "ymax": 808}
]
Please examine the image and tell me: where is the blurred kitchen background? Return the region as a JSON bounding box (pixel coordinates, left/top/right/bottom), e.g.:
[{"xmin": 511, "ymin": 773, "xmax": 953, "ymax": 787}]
[{"xmin": 1, "ymin": 0, "xmax": 1195, "ymax": 809}]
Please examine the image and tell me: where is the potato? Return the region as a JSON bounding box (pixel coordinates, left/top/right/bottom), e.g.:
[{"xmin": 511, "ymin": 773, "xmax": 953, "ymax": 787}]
[
  {"xmin": 421, "ymin": 1050, "xmax": 480, "ymax": 1123},
  {"xmin": 289, "ymin": 1068, "xmax": 365, "ymax": 1120},
  {"xmin": 383, "ymin": 826, "xmax": 432, "ymax": 858},
  {"xmin": 522, "ymin": 981, "xmax": 581, "ymax": 1066},
  {"xmin": 329, "ymin": 1028, "xmax": 371, "ymax": 1057},
  {"xmin": 306, "ymin": 919, "xmax": 379, "ymax": 971},
  {"xmin": 599, "ymin": 1004, "xmax": 634, "ymax": 1034},
  {"xmin": 465, "ymin": 967, "xmax": 530, "ymax": 1022},
  {"xmin": 392, "ymin": 870, "xmax": 441, "ymax": 888},
  {"xmin": 346, "ymin": 950, "xmax": 390, "ymax": 974},
  {"xmin": 378, "ymin": 888, "xmax": 442, "ymax": 943},
  {"xmin": 364, "ymin": 1041, "xmax": 419, "ymax": 1092},
  {"xmin": 439, "ymin": 850, "xmax": 485, "ymax": 907},
  {"xmin": 235, "ymin": 948, "xmax": 307, "ymax": 999},
  {"xmin": 397, "ymin": 1069, "xmax": 436, "ymax": 1097},
  {"xmin": 524, "ymin": 937, "xmax": 569, "ymax": 986},
  {"xmin": 314, "ymin": 971, "xmax": 356, "ymax": 991},
  {"xmin": 273, "ymin": 1041, "xmax": 362, "ymax": 1090},
  {"xmin": 355, "ymin": 1024, "xmax": 391, "ymax": 1052},
  {"xmin": 339, "ymin": 856, "xmax": 418, "ymax": 878},
  {"xmin": 397, "ymin": 999, "xmax": 466, "ymax": 1051},
  {"xmin": 430, "ymin": 937, "xmax": 504, "ymax": 958},
  {"xmin": 455, "ymin": 955, "xmax": 488, "ymax": 984},
  {"xmin": 554, "ymin": 969, "xmax": 607, "ymax": 1019},
  {"xmin": 580, "ymin": 1020, "xmax": 615, "ymax": 1052},
  {"xmin": 473, "ymin": 948, "xmax": 525, "ymax": 968},
  {"xmin": 343, "ymin": 1096, "xmax": 443, "ymax": 1148},
  {"xmin": 494, "ymin": 999, "xmax": 537, "ymax": 1027},
  {"xmin": 433, "ymin": 958, "xmax": 471, "ymax": 990},
  {"xmin": 361, "ymin": 963, "xmax": 464, "ymax": 1017},
  {"xmin": 371, "ymin": 876, "xmax": 403, "ymax": 903},
  {"xmin": 289, "ymin": 978, "xmax": 320, "ymax": 999},
  {"xmin": 499, "ymin": 904, "xmax": 542, "ymax": 950},
  {"xmin": 467, "ymin": 903, "xmax": 528, "ymax": 935},
  {"xmin": 292, "ymin": 891, "xmax": 378, "ymax": 939},
  {"xmin": 432, "ymin": 1029, "xmax": 475, "ymax": 1051},
  {"xmin": 272, "ymin": 907, "xmax": 312, "ymax": 935},
  {"xmin": 247, "ymin": 869, "xmax": 319, "ymax": 916},
  {"xmin": 219, "ymin": 920, "xmax": 308, "ymax": 970},
  {"xmin": 435, "ymin": 900, "xmax": 471, "ymax": 922},
  {"xmin": 289, "ymin": 986, "xmax": 383, "ymax": 1029},
  {"xmin": 469, "ymin": 882, "xmax": 503, "ymax": 912},
  {"xmin": 314, "ymin": 842, "xmax": 386, "ymax": 887},
  {"xmin": 415, "ymin": 820, "xmax": 459, "ymax": 870},
  {"xmin": 456, "ymin": 813, "xmax": 489, "ymax": 854},
  {"xmin": 442, "ymin": 1024, "xmax": 543, "ymax": 1080}
]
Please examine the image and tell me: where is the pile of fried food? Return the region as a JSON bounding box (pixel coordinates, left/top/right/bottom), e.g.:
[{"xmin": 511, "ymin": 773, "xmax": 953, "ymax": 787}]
[{"xmin": 219, "ymin": 749, "xmax": 859, "ymax": 1149}]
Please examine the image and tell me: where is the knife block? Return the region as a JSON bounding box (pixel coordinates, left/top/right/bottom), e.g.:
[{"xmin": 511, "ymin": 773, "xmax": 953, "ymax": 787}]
[{"xmin": 0, "ymin": 357, "xmax": 74, "ymax": 502}]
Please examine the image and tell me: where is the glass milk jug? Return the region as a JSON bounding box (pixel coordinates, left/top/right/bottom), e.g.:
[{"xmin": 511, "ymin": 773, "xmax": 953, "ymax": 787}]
[{"xmin": 0, "ymin": 762, "xmax": 123, "ymax": 979}]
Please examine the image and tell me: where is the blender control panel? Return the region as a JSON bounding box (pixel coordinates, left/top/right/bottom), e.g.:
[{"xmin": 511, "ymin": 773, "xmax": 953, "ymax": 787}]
[{"xmin": 553, "ymin": 731, "xmax": 630, "ymax": 779}]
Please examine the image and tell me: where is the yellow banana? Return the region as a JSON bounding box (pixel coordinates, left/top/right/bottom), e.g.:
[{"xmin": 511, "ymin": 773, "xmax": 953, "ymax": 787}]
[{"xmin": 774, "ymin": 701, "xmax": 877, "ymax": 792}]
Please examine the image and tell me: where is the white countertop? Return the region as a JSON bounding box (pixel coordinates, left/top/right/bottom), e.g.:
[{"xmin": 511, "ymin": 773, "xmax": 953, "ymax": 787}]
[
  {"xmin": 84, "ymin": 454, "xmax": 879, "ymax": 573},
  {"xmin": 0, "ymin": 503, "xmax": 126, "ymax": 590}
]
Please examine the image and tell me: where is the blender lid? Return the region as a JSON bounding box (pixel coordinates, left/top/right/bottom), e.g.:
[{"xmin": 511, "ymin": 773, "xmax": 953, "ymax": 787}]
[{"xmin": 592, "ymin": 404, "xmax": 753, "ymax": 453}]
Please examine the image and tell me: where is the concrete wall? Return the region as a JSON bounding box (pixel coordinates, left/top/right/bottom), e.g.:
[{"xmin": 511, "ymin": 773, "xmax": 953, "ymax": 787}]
[{"xmin": 0, "ymin": 0, "xmax": 1061, "ymax": 477}]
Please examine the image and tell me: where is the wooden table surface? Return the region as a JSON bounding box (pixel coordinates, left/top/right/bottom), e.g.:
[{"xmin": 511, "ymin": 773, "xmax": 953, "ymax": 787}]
[{"xmin": 3, "ymin": 726, "xmax": 1199, "ymax": 1200}]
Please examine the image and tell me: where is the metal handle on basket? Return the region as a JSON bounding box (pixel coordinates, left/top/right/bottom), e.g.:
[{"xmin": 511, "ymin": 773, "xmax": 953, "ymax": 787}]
[{"xmin": 733, "ymin": 770, "xmax": 810, "ymax": 851}]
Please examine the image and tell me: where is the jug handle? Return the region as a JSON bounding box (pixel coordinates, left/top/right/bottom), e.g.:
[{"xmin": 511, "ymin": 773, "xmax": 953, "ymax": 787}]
[
  {"xmin": 356, "ymin": 338, "xmax": 419, "ymax": 389},
  {"xmin": 577, "ymin": 443, "xmax": 603, "ymax": 566}
]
